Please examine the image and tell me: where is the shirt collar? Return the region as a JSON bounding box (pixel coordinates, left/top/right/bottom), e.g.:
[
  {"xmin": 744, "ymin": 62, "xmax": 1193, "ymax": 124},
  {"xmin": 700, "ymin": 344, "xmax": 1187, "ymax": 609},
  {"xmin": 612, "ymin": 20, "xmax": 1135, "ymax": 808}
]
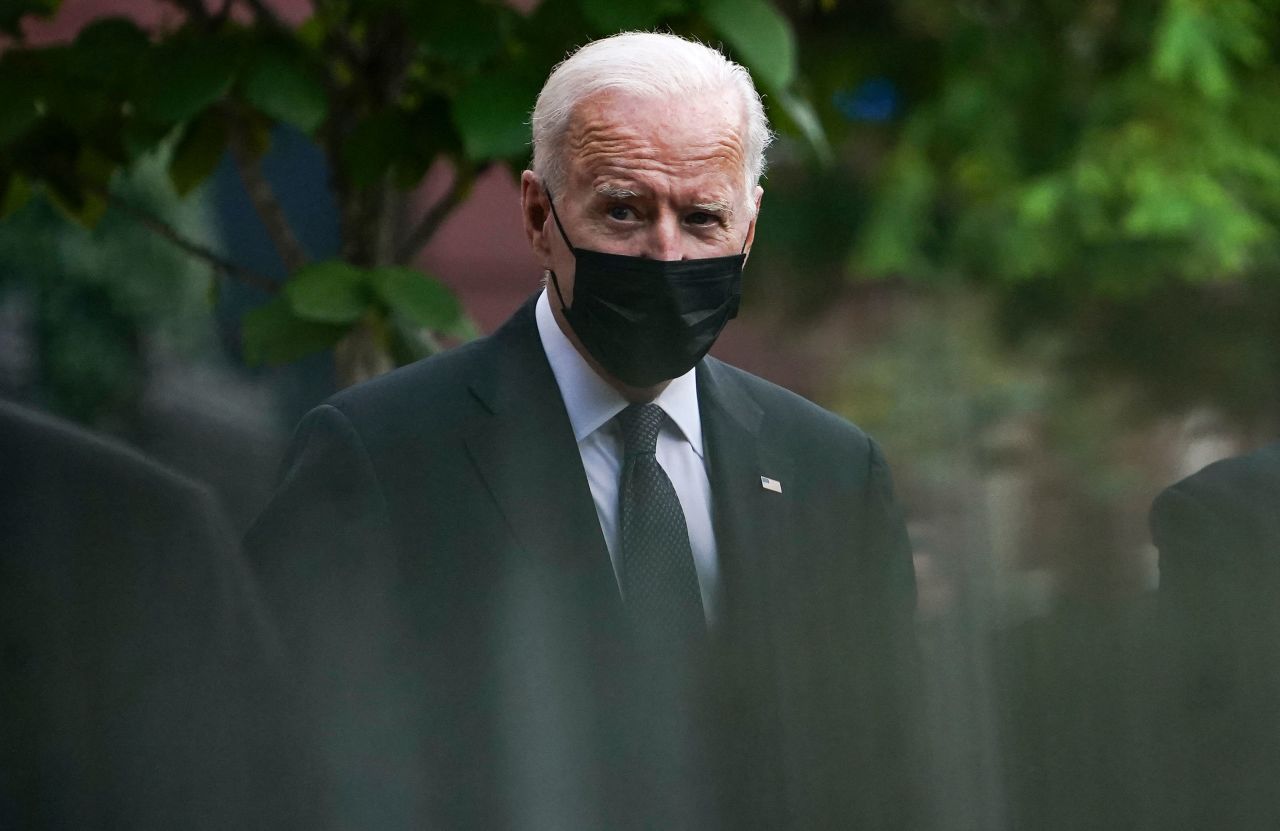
[{"xmin": 534, "ymin": 288, "xmax": 704, "ymax": 457}]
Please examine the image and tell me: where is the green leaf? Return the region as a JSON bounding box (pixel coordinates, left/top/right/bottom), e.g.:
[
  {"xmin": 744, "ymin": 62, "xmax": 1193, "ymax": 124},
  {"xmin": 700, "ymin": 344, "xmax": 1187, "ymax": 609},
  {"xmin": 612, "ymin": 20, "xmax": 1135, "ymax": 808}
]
[
  {"xmin": 119, "ymin": 118, "xmax": 173, "ymax": 162},
  {"xmin": 236, "ymin": 108, "xmax": 274, "ymax": 160},
  {"xmin": 0, "ymin": 68, "xmax": 38, "ymax": 144},
  {"xmin": 577, "ymin": 0, "xmax": 682, "ymax": 33},
  {"xmin": 169, "ymin": 109, "xmax": 229, "ymax": 196},
  {"xmin": 1018, "ymin": 178, "xmax": 1066, "ymax": 226},
  {"xmin": 412, "ymin": 3, "xmax": 509, "ymax": 65},
  {"xmin": 137, "ymin": 35, "xmax": 241, "ymax": 124},
  {"xmin": 75, "ymin": 145, "xmax": 116, "ymax": 191},
  {"xmin": 242, "ymin": 41, "xmax": 328, "ymax": 134},
  {"xmin": 518, "ymin": 0, "xmax": 597, "ymax": 69},
  {"xmin": 1152, "ymin": 0, "xmax": 1233, "ymax": 100},
  {"xmin": 284, "ymin": 260, "xmax": 370, "ymax": 324},
  {"xmin": 370, "ymin": 266, "xmax": 465, "ymax": 333},
  {"xmin": 12, "ymin": 119, "xmax": 80, "ymax": 206},
  {"xmin": 341, "ymin": 110, "xmax": 409, "ymax": 187},
  {"xmin": 45, "ymin": 182, "xmax": 107, "ymax": 228},
  {"xmin": 453, "ymin": 70, "xmax": 541, "ymax": 161},
  {"xmin": 242, "ymin": 295, "xmax": 348, "ymax": 366},
  {"xmin": 393, "ymin": 99, "xmax": 459, "ymax": 187},
  {"xmin": 770, "ymin": 87, "xmax": 831, "ymax": 165},
  {"xmin": 70, "ymin": 17, "xmax": 149, "ymax": 92},
  {"xmin": 699, "ymin": 0, "xmax": 796, "ymax": 91},
  {"xmin": 851, "ymin": 147, "xmax": 935, "ymax": 277},
  {"xmin": 19, "ymin": 47, "xmax": 112, "ymax": 129},
  {"xmin": 295, "ymin": 16, "xmax": 325, "ymax": 50},
  {"xmin": 0, "ymin": 173, "xmax": 33, "ymax": 219}
]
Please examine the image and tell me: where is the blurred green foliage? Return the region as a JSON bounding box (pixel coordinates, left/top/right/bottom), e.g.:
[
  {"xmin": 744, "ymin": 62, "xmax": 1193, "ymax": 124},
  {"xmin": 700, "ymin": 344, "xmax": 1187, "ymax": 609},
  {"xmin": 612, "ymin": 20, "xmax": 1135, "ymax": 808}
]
[
  {"xmin": 756, "ymin": 0, "xmax": 1280, "ymax": 421},
  {"xmin": 794, "ymin": 0, "xmax": 1280, "ymax": 287},
  {"xmin": 0, "ymin": 154, "xmax": 216, "ymax": 424}
]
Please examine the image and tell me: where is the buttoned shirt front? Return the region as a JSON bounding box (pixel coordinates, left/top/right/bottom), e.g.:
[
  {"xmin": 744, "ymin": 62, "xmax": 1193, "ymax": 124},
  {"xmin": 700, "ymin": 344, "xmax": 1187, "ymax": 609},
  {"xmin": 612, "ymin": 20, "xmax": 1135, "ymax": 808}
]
[{"xmin": 534, "ymin": 289, "xmax": 720, "ymax": 623}]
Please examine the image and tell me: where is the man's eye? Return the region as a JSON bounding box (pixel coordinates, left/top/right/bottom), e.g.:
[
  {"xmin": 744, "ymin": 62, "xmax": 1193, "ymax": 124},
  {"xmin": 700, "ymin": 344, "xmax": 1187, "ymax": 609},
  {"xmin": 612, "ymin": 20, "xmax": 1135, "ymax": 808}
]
[
  {"xmin": 607, "ymin": 205, "xmax": 634, "ymax": 221},
  {"xmin": 686, "ymin": 211, "xmax": 718, "ymax": 226}
]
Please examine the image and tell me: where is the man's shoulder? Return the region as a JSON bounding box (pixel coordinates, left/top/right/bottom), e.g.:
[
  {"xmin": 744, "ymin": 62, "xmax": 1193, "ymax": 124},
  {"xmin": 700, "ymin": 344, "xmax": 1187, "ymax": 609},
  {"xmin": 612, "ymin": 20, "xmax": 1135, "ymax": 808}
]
[
  {"xmin": 1151, "ymin": 441, "xmax": 1280, "ymax": 569},
  {"xmin": 322, "ymin": 298, "xmax": 539, "ymax": 431},
  {"xmin": 0, "ymin": 397, "xmax": 213, "ymax": 510},
  {"xmin": 1155, "ymin": 441, "xmax": 1280, "ymax": 515},
  {"xmin": 327, "ymin": 335, "xmax": 491, "ymax": 417}
]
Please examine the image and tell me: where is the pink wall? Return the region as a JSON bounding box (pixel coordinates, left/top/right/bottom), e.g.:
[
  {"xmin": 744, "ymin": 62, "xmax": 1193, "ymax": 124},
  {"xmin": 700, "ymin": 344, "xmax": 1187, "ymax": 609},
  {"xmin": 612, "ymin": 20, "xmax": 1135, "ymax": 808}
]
[{"xmin": 20, "ymin": 0, "xmax": 312, "ymax": 44}]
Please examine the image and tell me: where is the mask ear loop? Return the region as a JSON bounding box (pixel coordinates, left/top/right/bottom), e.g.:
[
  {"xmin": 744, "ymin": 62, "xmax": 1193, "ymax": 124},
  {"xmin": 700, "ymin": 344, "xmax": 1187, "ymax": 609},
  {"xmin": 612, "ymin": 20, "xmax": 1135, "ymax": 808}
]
[
  {"xmin": 544, "ymin": 189, "xmax": 578, "ymax": 250},
  {"xmin": 543, "ymin": 189, "xmax": 575, "ymax": 310}
]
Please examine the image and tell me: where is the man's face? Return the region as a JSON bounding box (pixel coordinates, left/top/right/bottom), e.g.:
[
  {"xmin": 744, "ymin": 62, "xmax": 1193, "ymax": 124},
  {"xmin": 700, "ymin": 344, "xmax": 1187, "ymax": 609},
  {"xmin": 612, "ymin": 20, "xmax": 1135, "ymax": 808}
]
[{"xmin": 521, "ymin": 91, "xmax": 763, "ymax": 307}]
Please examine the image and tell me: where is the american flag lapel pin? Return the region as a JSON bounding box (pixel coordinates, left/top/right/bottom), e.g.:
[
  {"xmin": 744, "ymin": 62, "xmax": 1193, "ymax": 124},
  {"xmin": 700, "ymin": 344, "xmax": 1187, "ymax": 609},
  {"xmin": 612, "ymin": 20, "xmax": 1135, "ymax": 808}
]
[{"xmin": 760, "ymin": 475, "xmax": 782, "ymax": 493}]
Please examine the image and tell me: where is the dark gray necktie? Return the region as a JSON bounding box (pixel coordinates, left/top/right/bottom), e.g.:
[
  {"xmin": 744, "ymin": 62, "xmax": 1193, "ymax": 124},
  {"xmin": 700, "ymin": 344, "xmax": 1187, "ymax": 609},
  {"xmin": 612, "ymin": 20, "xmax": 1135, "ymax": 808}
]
[{"xmin": 617, "ymin": 403, "xmax": 706, "ymax": 641}]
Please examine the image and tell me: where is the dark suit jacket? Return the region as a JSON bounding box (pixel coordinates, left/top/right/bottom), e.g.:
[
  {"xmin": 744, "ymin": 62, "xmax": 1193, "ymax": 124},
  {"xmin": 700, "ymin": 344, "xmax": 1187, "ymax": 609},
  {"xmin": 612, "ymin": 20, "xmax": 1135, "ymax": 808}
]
[
  {"xmin": 1150, "ymin": 442, "xmax": 1280, "ymax": 831},
  {"xmin": 247, "ymin": 296, "xmax": 920, "ymax": 830},
  {"xmin": 0, "ymin": 399, "xmax": 302, "ymax": 829}
]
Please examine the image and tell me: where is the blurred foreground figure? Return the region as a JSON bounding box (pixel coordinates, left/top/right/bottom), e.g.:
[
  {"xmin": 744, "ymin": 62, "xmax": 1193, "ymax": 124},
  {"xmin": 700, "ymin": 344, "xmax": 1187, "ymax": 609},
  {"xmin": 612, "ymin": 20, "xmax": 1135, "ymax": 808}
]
[
  {"xmin": 1151, "ymin": 442, "xmax": 1280, "ymax": 831},
  {"xmin": 0, "ymin": 398, "xmax": 303, "ymax": 828},
  {"xmin": 248, "ymin": 32, "xmax": 919, "ymax": 830}
]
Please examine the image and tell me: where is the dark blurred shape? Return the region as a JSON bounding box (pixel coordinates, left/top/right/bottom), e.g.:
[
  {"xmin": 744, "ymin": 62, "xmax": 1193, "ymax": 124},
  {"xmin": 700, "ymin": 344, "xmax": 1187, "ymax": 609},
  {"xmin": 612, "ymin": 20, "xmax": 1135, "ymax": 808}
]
[
  {"xmin": 1150, "ymin": 442, "xmax": 1280, "ymax": 831},
  {"xmin": 245, "ymin": 296, "xmax": 923, "ymax": 830},
  {"xmin": 0, "ymin": 398, "xmax": 307, "ymax": 829},
  {"xmin": 994, "ymin": 597, "xmax": 1164, "ymax": 831},
  {"xmin": 128, "ymin": 362, "xmax": 287, "ymax": 536}
]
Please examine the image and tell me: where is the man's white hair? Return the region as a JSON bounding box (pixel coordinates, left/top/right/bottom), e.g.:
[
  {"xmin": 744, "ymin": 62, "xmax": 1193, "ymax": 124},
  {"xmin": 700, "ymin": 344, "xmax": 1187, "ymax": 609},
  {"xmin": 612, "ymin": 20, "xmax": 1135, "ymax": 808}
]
[{"xmin": 530, "ymin": 32, "xmax": 773, "ymax": 210}]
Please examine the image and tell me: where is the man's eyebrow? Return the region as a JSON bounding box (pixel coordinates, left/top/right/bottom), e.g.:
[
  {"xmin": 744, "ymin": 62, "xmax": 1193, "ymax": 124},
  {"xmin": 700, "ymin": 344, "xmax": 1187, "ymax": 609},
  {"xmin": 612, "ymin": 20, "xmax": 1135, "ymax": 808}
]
[
  {"xmin": 693, "ymin": 199, "xmax": 734, "ymax": 216},
  {"xmin": 595, "ymin": 184, "xmax": 641, "ymax": 199},
  {"xmin": 593, "ymin": 185, "xmax": 735, "ymax": 216}
]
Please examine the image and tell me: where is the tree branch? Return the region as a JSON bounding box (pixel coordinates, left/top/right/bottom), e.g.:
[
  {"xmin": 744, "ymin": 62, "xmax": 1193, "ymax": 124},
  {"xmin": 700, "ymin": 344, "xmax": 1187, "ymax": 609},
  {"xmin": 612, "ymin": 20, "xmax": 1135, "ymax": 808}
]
[
  {"xmin": 102, "ymin": 191, "xmax": 280, "ymax": 295},
  {"xmin": 394, "ymin": 168, "xmax": 478, "ymax": 265},
  {"xmin": 225, "ymin": 108, "xmax": 311, "ymax": 274}
]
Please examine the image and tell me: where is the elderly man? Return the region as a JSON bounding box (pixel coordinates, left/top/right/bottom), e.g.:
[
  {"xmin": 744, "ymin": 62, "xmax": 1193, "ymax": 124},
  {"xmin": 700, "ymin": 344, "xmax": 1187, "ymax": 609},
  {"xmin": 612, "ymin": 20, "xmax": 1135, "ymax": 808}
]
[{"xmin": 248, "ymin": 32, "xmax": 919, "ymax": 831}]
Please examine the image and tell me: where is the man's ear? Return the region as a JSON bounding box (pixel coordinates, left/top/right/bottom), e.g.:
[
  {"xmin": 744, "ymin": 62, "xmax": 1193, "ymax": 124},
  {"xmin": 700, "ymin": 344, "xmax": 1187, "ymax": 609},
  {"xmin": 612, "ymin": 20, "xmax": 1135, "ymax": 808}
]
[{"xmin": 520, "ymin": 171, "xmax": 552, "ymax": 267}]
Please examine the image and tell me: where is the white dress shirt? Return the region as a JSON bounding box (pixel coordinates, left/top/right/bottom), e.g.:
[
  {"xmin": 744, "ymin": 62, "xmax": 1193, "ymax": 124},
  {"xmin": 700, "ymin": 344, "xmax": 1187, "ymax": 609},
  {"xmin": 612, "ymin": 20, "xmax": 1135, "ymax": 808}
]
[{"xmin": 534, "ymin": 289, "xmax": 720, "ymax": 623}]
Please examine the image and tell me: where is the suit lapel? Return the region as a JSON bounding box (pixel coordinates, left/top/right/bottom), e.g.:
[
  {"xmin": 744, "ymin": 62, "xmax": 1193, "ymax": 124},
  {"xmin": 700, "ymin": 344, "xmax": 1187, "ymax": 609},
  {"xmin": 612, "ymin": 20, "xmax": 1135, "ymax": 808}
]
[
  {"xmin": 697, "ymin": 358, "xmax": 793, "ymax": 826},
  {"xmin": 462, "ymin": 299, "xmax": 621, "ymax": 617},
  {"xmin": 697, "ymin": 358, "xmax": 793, "ymax": 636}
]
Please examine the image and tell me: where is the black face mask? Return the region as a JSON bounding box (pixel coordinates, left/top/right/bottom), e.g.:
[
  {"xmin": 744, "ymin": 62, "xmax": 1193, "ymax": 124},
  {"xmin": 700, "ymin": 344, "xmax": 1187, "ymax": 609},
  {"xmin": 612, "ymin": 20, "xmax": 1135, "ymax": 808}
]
[{"xmin": 545, "ymin": 193, "xmax": 747, "ymax": 388}]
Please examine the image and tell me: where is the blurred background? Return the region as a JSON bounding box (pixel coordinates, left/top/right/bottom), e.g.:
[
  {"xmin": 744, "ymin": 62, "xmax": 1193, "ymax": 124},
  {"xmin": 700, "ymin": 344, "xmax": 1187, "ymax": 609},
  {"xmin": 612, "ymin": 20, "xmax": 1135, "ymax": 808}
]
[{"xmin": 2, "ymin": 0, "xmax": 1278, "ymax": 828}]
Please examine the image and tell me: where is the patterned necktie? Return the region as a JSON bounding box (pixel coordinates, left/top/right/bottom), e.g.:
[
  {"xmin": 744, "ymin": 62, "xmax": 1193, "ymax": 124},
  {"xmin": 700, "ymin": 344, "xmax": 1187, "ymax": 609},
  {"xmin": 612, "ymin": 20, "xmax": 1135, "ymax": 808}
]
[{"xmin": 616, "ymin": 403, "xmax": 706, "ymax": 642}]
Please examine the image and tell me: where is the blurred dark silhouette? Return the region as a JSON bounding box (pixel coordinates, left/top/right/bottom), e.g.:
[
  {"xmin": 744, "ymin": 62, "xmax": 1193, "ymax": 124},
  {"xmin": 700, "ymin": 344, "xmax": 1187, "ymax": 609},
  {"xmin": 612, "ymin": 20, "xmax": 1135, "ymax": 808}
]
[
  {"xmin": 126, "ymin": 363, "xmax": 289, "ymax": 536},
  {"xmin": 0, "ymin": 398, "xmax": 308, "ymax": 829},
  {"xmin": 993, "ymin": 596, "xmax": 1164, "ymax": 831},
  {"xmin": 1150, "ymin": 442, "xmax": 1280, "ymax": 831}
]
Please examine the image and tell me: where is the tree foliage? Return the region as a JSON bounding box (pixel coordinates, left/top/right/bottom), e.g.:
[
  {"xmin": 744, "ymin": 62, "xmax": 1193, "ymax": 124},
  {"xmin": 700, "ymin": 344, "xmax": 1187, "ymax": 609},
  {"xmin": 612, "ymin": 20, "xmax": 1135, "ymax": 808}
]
[
  {"xmin": 755, "ymin": 0, "xmax": 1280, "ymax": 419},
  {"xmin": 804, "ymin": 0, "xmax": 1280, "ymax": 289},
  {"xmin": 0, "ymin": 0, "xmax": 821, "ymax": 386},
  {"xmin": 0, "ymin": 153, "xmax": 217, "ymax": 423}
]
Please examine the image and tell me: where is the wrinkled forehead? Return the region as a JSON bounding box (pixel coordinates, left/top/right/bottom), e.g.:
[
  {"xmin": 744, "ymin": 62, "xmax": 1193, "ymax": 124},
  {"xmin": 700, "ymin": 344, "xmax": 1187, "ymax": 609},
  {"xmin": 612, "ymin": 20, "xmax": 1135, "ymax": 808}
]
[{"xmin": 562, "ymin": 90, "xmax": 750, "ymax": 189}]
